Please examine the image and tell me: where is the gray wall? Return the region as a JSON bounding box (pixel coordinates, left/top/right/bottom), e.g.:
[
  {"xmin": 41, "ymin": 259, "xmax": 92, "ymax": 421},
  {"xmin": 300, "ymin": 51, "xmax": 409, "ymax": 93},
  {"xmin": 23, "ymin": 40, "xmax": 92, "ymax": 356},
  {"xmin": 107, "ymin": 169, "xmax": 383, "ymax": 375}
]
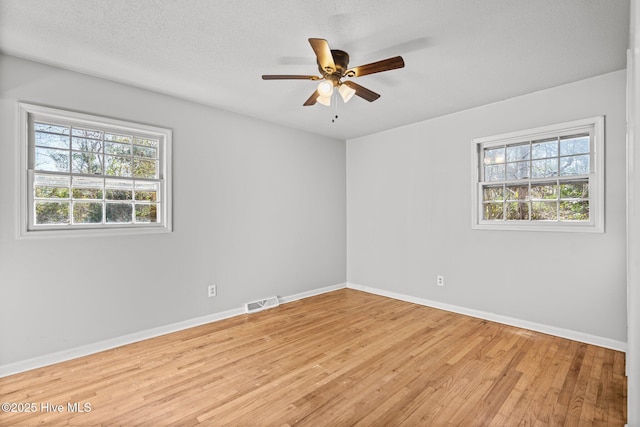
[
  {"xmin": 0, "ymin": 52, "xmax": 627, "ymax": 366},
  {"xmin": 347, "ymin": 70, "xmax": 627, "ymax": 343},
  {"xmin": 0, "ymin": 54, "xmax": 347, "ymax": 365}
]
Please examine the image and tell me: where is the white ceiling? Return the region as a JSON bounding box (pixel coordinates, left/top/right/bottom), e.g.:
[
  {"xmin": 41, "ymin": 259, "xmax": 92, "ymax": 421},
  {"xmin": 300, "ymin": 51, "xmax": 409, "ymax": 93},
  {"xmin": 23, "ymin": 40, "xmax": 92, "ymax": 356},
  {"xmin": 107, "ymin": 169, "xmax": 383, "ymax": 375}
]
[{"xmin": 0, "ymin": 0, "xmax": 630, "ymax": 140}]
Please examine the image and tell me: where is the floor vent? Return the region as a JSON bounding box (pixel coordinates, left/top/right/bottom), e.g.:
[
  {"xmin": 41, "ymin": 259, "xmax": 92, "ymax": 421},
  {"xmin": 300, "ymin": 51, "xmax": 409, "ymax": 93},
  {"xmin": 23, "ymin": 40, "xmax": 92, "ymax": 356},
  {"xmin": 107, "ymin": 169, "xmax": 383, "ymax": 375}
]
[{"xmin": 245, "ymin": 296, "xmax": 280, "ymax": 314}]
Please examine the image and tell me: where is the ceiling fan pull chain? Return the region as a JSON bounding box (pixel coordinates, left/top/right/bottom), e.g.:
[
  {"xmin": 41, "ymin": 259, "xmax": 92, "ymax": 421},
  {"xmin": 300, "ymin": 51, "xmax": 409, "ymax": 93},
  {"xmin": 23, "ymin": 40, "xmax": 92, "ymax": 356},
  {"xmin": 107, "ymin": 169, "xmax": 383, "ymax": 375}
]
[{"xmin": 332, "ymin": 92, "xmax": 339, "ymax": 123}]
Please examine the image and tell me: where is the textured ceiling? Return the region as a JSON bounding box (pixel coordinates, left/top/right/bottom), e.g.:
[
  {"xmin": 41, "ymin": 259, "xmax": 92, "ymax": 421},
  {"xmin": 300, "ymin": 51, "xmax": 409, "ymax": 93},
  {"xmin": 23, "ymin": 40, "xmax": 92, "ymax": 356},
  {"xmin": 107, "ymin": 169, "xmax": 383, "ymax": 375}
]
[{"xmin": 0, "ymin": 0, "xmax": 630, "ymax": 140}]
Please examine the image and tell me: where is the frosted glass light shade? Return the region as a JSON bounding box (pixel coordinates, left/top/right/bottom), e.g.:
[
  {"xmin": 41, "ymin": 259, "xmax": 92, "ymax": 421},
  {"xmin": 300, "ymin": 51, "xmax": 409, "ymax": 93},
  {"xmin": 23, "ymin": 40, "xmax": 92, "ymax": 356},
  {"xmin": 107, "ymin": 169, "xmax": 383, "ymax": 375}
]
[
  {"xmin": 317, "ymin": 95, "xmax": 331, "ymax": 106},
  {"xmin": 317, "ymin": 81, "xmax": 334, "ymax": 97},
  {"xmin": 338, "ymin": 84, "xmax": 356, "ymax": 103}
]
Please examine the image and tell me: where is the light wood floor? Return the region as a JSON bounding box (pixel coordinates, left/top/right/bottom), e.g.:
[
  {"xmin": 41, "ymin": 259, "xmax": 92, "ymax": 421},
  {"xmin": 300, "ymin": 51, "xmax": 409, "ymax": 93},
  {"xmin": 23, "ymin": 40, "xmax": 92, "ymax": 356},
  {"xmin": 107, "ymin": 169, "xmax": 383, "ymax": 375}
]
[{"xmin": 0, "ymin": 289, "xmax": 626, "ymax": 426}]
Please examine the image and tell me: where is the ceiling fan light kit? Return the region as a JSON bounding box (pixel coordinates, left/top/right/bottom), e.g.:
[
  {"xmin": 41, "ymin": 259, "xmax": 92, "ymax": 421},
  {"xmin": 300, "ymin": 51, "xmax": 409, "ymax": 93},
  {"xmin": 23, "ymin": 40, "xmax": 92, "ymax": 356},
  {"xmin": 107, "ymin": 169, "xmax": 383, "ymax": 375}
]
[{"xmin": 262, "ymin": 38, "xmax": 405, "ymax": 107}]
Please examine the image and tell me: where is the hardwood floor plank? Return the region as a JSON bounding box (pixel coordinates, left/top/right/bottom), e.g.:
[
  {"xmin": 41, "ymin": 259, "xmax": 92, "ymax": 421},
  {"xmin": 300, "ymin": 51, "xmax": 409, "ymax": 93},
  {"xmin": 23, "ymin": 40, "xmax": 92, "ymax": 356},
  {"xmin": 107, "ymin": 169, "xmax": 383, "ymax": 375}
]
[{"xmin": 0, "ymin": 289, "xmax": 626, "ymax": 426}]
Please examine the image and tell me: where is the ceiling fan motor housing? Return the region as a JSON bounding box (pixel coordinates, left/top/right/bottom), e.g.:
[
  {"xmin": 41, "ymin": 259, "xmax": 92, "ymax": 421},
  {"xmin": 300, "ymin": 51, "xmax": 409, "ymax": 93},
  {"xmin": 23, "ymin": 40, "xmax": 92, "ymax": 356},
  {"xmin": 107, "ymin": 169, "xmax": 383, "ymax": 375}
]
[{"xmin": 319, "ymin": 50, "xmax": 350, "ymax": 85}]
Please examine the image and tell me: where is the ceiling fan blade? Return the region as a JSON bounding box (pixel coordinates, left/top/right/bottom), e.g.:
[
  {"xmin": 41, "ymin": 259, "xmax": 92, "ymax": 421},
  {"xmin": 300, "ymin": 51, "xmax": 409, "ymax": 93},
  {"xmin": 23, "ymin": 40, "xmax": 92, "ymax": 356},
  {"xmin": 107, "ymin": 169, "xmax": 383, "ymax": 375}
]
[
  {"xmin": 345, "ymin": 56, "xmax": 405, "ymax": 78},
  {"xmin": 342, "ymin": 81, "xmax": 380, "ymax": 102},
  {"xmin": 262, "ymin": 74, "xmax": 321, "ymax": 80},
  {"xmin": 309, "ymin": 38, "xmax": 336, "ymax": 74},
  {"xmin": 303, "ymin": 91, "xmax": 320, "ymax": 106}
]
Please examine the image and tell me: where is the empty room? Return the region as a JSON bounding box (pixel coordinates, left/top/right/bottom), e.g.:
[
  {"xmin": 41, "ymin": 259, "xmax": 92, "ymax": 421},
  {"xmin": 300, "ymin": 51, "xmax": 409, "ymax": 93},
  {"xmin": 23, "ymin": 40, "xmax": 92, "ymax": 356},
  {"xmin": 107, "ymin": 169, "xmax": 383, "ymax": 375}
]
[{"xmin": 1, "ymin": 0, "xmax": 639, "ymax": 425}]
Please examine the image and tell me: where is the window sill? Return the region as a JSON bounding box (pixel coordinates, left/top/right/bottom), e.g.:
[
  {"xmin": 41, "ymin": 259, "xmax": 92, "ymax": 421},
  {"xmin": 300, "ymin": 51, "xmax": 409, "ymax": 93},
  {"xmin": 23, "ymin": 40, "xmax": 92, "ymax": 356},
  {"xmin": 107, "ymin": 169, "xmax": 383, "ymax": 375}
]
[
  {"xmin": 17, "ymin": 225, "xmax": 172, "ymax": 240},
  {"xmin": 472, "ymin": 221, "xmax": 603, "ymax": 233}
]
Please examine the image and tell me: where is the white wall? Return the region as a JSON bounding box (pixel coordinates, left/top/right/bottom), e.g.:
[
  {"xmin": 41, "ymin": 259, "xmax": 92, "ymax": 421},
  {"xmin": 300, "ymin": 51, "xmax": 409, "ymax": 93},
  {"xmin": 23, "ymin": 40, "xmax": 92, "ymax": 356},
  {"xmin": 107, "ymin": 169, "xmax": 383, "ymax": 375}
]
[
  {"xmin": 0, "ymin": 54, "xmax": 347, "ymax": 365},
  {"xmin": 347, "ymin": 70, "xmax": 627, "ymax": 344}
]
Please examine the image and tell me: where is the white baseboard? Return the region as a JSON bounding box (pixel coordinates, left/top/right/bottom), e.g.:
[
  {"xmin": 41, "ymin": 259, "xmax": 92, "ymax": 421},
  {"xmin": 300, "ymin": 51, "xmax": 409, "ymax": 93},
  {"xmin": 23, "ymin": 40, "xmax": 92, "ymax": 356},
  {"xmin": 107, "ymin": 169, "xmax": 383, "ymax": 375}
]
[
  {"xmin": 346, "ymin": 283, "xmax": 627, "ymax": 353},
  {"xmin": 0, "ymin": 283, "xmax": 348, "ymax": 378},
  {"xmin": 279, "ymin": 282, "xmax": 347, "ymax": 304}
]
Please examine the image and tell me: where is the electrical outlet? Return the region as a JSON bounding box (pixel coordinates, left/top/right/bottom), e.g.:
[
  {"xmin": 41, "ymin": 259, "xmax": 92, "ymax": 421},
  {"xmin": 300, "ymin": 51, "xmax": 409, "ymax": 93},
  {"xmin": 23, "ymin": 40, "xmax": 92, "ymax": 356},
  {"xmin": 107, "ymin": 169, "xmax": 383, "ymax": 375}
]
[
  {"xmin": 208, "ymin": 284, "xmax": 217, "ymax": 297},
  {"xmin": 436, "ymin": 275, "xmax": 444, "ymax": 287}
]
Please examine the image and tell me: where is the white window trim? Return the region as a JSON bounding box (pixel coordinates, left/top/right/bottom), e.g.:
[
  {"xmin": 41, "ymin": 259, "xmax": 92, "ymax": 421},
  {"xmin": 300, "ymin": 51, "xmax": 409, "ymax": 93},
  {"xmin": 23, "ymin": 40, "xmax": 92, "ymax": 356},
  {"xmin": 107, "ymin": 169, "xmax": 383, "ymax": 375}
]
[
  {"xmin": 17, "ymin": 102, "xmax": 173, "ymax": 238},
  {"xmin": 471, "ymin": 116, "xmax": 605, "ymax": 233}
]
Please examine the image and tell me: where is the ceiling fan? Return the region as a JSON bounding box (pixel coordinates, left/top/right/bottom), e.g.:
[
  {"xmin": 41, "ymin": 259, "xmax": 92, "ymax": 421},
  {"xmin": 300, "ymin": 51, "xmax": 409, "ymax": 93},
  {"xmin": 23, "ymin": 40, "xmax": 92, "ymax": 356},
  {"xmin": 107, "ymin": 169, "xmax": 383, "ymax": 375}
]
[{"xmin": 262, "ymin": 38, "xmax": 405, "ymax": 107}]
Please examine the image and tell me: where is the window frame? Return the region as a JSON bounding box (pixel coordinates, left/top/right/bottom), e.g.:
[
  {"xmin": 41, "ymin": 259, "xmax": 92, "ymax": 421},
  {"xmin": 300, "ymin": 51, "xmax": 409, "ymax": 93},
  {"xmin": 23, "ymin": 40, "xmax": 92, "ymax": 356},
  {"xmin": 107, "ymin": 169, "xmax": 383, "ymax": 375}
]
[
  {"xmin": 17, "ymin": 102, "xmax": 173, "ymax": 238},
  {"xmin": 471, "ymin": 116, "xmax": 604, "ymax": 233}
]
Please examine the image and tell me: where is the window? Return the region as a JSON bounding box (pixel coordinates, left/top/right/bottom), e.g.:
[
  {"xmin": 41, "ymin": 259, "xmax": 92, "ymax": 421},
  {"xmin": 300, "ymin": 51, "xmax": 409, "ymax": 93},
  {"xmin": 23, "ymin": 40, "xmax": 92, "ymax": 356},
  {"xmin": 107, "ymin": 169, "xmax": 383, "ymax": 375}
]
[
  {"xmin": 18, "ymin": 103, "xmax": 172, "ymax": 237},
  {"xmin": 471, "ymin": 116, "xmax": 604, "ymax": 232}
]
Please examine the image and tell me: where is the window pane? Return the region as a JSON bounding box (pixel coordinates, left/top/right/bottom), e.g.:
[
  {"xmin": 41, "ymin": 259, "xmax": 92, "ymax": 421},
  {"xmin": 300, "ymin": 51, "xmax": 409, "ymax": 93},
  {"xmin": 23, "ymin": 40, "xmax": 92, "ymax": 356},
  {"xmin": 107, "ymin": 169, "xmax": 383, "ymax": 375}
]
[
  {"xmin": 105, "ymin": 142, "xmax": 132, "ymax": 156},
  {"xmin": 483, "ymin": 203, "xmax": 504, "ymax": 220},
  {"xmin": 106, "ymin": 203, "xmax": 133, "ymax": 223},
  {"xmin": 72, "ymin": 177, "xmax": 103, "ymax": 199},
  {"xmin": 35, "ymin": 147, "xmax": 69, "ymax": 172},
  {"xmin": 560, "ymin": 135, "xmax": 589, "ymax": 156},
  {"xmin": 506, "ymin": 202, "xmax": 529, "ymax": 220},
  {"xmin": 560, "ymin": 181, "xmax": 589, "ymax": 199},
  {"xmin": 506, "ymin": 161, "xmax": 529, "ymax": 180},
  {"xmin": 35, "ymin": 131, "xmax": 70, "ymax": 149},
  {"xmin": 484, "ymin": 164, "xmax": 505, "ymax": 182},
  {"xmin": 72, "ymin": 152, "xmax": 103, "ymax": 174},
  {"xmin": 35, "ymin": 123, "xmax": 69, "ymax": 135},
  {"xmin": 135, "ymin": 204, "xmax": 158, "ymax": 223},
  {"xmin": 483, "ymin": 185, "xmax": 503, "ymax": 201},
  {"xmin": 506, "ymin": 185, "xmax": 529, "ymax": 201},
  {"xmin": 133, "ymin": 145, "xmax": 157, "ymax": 159},
  {"xmin": 531, "ymin": 201, "xmax": 557, "ymax": 220},
  {"xmin": 506, "ymin": 143, "xmax": 530, "ymax": 162},
  {"xmin": 34, "ymin": 174, "xmax": 70, "ymax": 198},
  {"xmin": 530, "ymin": 184, "xmax": 557, "ymax": 200},
  {"xmin": 105, "ymin": 133, "xmax": 132, "ymax": 143},
  {"xmin": 531, "ymin": 158, "xmax": 558, "ymax": 178},
  {"xmin": 560, "ymin": 155, "xmax": 589, "ymax": 176},
  {"xmin": 106, "ymin": 179, "xmax": 133, "ymax": 200},
  {"xmin": 72, "ymin": 128, "xmax": 103, "ymax": 139},
  {"xmin": 105, "ymin": 155, "xmax": 132, "ymax": 177},
  {"xmin": 73, "ymin": 202, "xmax": 103, "ymax": 223},
  {"xmin": 135, "ymin": 181, "xmax": 159, "ymax": 201},
  {"xmin": 559, "ymin": 200, "xmax": 589, "ymax": 220},
  {"xmin": 483, "ymin": 147, "xmax": 505, "ymax": 165},
  {"xmin": 133, "ymin": 158, "xmax": 158, "ymax": 178},
  {"xmin": 35, "ymin": 201, "xmax": 70, "ymax": 224},
  {"xmin": 531, "ymin": 139, "xmax": 558, "ymax": 159},
  {"xmin": 72, "ymin": 137, "xmax": 103, "ymax": 153},
  {"xmin": 134, "ymin": 137, "xmax": 159, "ymax": 148}
]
